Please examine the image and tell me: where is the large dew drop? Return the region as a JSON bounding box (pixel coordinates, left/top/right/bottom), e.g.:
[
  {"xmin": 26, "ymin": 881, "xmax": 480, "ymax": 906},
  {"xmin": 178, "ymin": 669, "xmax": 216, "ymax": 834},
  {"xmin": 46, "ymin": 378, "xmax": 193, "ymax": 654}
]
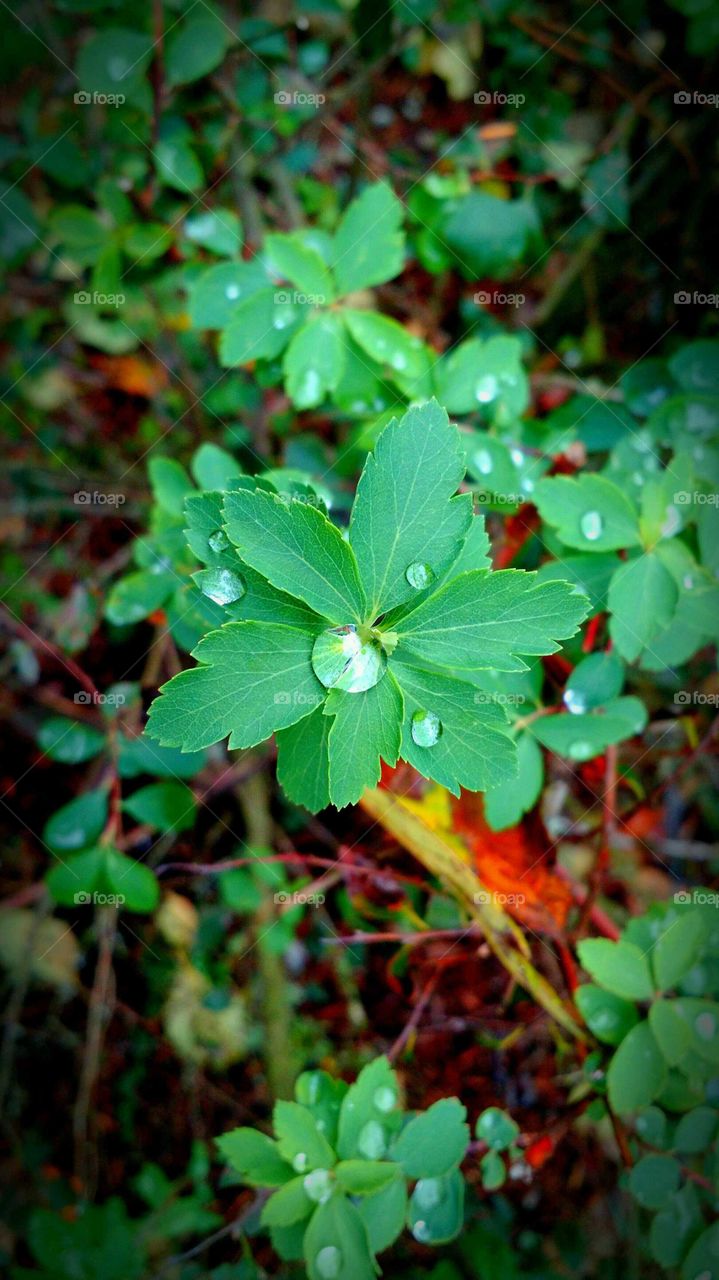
[
  {"xmin": 414, "ymin": 1178, "xmax": 444, "ymax": 1210},
  {"xmin": 312, "ymin": 626, "xmax": 387, "ymax": 694},
  {"xmin": 315, "ymin": 1246, "xmax": 342, "ymax": 1278},
  {"xmin": 563, "ymin": 689, "xmax": 587, "ymax": 715},
  {"xmin": 580, "ymin": 510, "xmax": 604, "ymax": 542},
  {"xmin": 292, "ymin": 1151, "xmax": 308, "ymax": 1172},
  {"xmin": 473, "ymin": 448, "xmax": 493, "ymax": 476},
  {"xmin": 475, "ymin": 374, "xmax": 499, "ymax": 404},
  {"xmin": 405, "ymin": 561, "xmax": 434, "ymax": 590},
  {"xmin": 197, "ymin": 568, "xmax": 246, "ymax": 606},
  {"xmin": 567, "ymin": 740, "xmax": 594, "ymax": 761},
  {"xmin": 411, "ymin": 710, "xmax": 442, "ymax": 748}
]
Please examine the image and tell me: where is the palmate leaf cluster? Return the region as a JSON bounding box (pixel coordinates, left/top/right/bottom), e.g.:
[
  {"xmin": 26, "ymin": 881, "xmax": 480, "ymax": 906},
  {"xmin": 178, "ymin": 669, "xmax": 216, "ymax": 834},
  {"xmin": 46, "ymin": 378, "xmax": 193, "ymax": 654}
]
[{"xmin": 146, "ymin": 401, "xmax": 589, "ymax": 810}]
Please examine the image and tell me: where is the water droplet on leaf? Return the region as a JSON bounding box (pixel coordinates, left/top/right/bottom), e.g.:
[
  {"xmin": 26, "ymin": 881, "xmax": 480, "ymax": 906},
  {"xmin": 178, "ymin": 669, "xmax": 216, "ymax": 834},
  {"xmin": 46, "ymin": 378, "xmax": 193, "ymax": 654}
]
[
  {"xmin": 304, "ymin": 1168, "xmax": 332, "ymax": 1203},
  {"xmin": 208, "ymin": 528, "xmax": 230, "ymax": 552},
  {"xmin": 412, "ymin": 1219, "xmax": 432, "ymax": 1242},
  {"xmin": 198, "ymin": 568, "xmax": 245, "ymax": 606},
  {"xmin": 473, "ymin": 448, "xmax": 493, "ymax": 475},
  {"xmin": 411, "ymin": 710, "xmax": 442, "ymax": 748},
  {"xmin": 358, "ymin": 1119, "xmax": 386, "ymax": 1158},
  {"xmin": 373, "ymin": 1085, "xmax": 396, "ymax": 1113},
  {"xmin": 315, "ymin": 1246, "xmax": 342, "ymax": 1278},
  {"xmin": 475, "ymin": 375, "xmax": 499, "ymax": 403},
  {"xmin": 405, "ymin": 561, "xmax": 434, "ymax": 590},
  {"xmin": 563, "ymin": 689, "xmax": 587, "ymax": 715},
  {"xmin": 414, "ymin": 1178, "xmax": 443, "ymax": 1209},
  {"xmin": 292, "ymin": 1151, "xmax": 308, "ymax": 1172},
  {"xmin": 312, "ymin": 626, "xmax": 387, "ymax": 694},
  {"xmin": 225, "ymin": 284, "xmax": 240, "ymax": 300},
  {"xmin": 568, "ymin": 740, "xmax": 594, "ymax": 761},
  {"xmin": 695, "ymin": 1012, "xmax": 716, "ymax": 1041},
  {"xmin": 580, "ymin": 510, "xmax": 604, "ymax": 542}
]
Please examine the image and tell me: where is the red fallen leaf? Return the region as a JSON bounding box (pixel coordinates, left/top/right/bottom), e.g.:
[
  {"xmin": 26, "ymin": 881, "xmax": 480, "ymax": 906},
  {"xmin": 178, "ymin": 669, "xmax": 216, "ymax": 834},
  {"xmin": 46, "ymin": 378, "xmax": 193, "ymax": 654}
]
[
  {"xmin": 525, "ymin": 1134, "xmax": 554, "ymax": 1169},
  {"xmin": 147, "ymin": 609, "xmax": 168, "ymax": 626},
  {"xmin": 537, "ymin": 387, "xmax": 572, "ymax": 413},
  {"xmin": 450, "ymin": 792, "xmax": 573, "ymax": 933},
  {"xmin": 91, "ymin": 354, "xmax": 169, "ymax": 398},
  {"xmin": 625, "ymin": 804, "xmax": 662, "ymax": 840}
]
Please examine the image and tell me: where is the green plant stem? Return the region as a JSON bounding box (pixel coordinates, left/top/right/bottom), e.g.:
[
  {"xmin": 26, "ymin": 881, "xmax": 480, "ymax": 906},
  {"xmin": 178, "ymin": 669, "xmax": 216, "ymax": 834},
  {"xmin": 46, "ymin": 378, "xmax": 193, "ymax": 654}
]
[{"xmin": 237, "ymin": 770, "xmax": 296, "ymax": 1100}]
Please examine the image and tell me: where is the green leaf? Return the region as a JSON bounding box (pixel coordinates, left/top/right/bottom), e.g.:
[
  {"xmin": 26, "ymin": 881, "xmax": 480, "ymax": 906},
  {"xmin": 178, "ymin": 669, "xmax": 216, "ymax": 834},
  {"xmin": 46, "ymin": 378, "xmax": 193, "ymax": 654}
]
[
  {"xmin": 166, "ymin": 13, "xmax": 229, "ymax": 87},
  {"xmin": 483, "ymin": 733, "xmax": 543, "ymax": 830},
  {"xmin": 357, "ymin": 1177, "xmax": 408, "ymax": 1254},
  {"xmin": 117, "ymin": 735, "xmax": 206, "ymax": 779},
  {"xmin": 575, "ymin": 985, "xmax": 639, "ymax": 1045},
  {"xmin": 475, "ymin": 1108, "xmax": 519, "ymax": 1152},
  {"xmin": 607, "ymin": 1022, "xmax": 667, "ymax": 1113},
  {"xmin": 219, "ymin": 288, "xmax": 304, "ymax": 365},
  {"xmin": 46, "ymin": 849, "xmax": 104, "ymax": 905},
  {"xmin": 323, "ymin": 672, "xmax": 403, "ymax": 808},
  {"xmin": 189, "ymin": 260, "xmax": 270, "ymax": 329},
  {"xmin": 531, "ymin": 696, "xmax": 648, "ymax": 762},
  {"xmin": 434, "ymin": 335, "xmax": 528, "ymax": 420},
  {"xmin": 337, "ymin": 1057, "xmax": 401, "ymax": 1161},
  {"xmin": 682, "ymin": 1224, "xmax": 719, "ymax": 1280},
  {"xmin": 673, "ymin": 997, "xmax": 719, "ymax": 1065},
  {"xmin": 335, "ymin": 1161, "xmax": 399, "ymax": 1197},
  {"xmin": 122, "ymin": 782, "xmax": 196, "ymax": 833},
  {"xmin": 407, "ymin": 1168, "xmax": 465, "ymax": 1244},
  {"xmin": 183, "ymin": 210, "xmax": 242, "ymax": 258},
  {"xmin": 439, "ymin": 191, "xmax": 541, "ymax": 278},
  {"xmin": 342, "ymin": 309, "xmax": 428, "ymax": 387},
  {"xmin": 581, "ymin": 150, "xmax": 629, "ymax": 229},
  {"xmin": 105, "ymin": 849, "xmax": 159, "ymax": 913},
  {"xmin": 653, "ymin": 912, "xmax": 708, "ymax": 992},
  {"xmin": 650, "ymin": 1185, "xmax": 702, "ymax": 1269},
  {"xmin": 608, "ymin": 554, "xmax": 678, "ymax": 663},
  {"xmin": 105, "ymin": 570, "xmax": 176, "ymax": 626},
  {"xmin": 649, "ymin": 999, "xmax": 693, "ymax": 1066},
  {"xmin": 44, "ymin": 790, "xmax": 108, "ymax": 854},
  {"xmin": 349, "ymin": 400, "xmax": 470, "ymax": 617},
  {"xmin": 223, "ymin": 488, "xmax": 366, "ymax": 623},
  {"xmin": 155, "ymin": 137, "xmax": 203, "ymax": 195},
  {"xmin": 331, "ymin": 182, "xmax": 405, "ymax": 296},
  {"xmin": 37, "ymin": 718, "xmax": 105, "ymax": 765},
  {"xmin": 295, "ymin": 1071, "xmax": 349, "ymax": 1150},
  {"xmin": 669, "ymin": 338, "xmax": 719, "ymax": 394},
  {"xmin": 261, "ymin": 1177, "xmax": 312, "ymax": 1228},
  {"xmin": 628, "ymin": 1155, "xmax": 680, "ymax": 1210},
  {"xmin": 391, "ymin": 660, "xmax": 517, "ymax": 796},
  {"xmin": 674, "ymin": 1106, "xmax": 718, "ymax": 1154},
  {"xmin": 265, "ymin": 232, "xmax": 335, "ymax": 301},
  {"xmin": 577, "ymin": 938, "xmax": 654, "ymax": 1001},
  {"xmin": 190, "ymin": 444, "xmax": 243, "ymax": 492},
  {"xmin": 304, "ymin": 1194, "xmax": 376, "ymax": 1280},
  {"xmin": 534, "ymin": 474, "xmax": 641, "ymax": 551},
  {"xmin": 149, "ymin": 457, "xmax": 194, "ymax": 517},
  {"xmin": 145, "ymin": 622, "xmax": 324, "ymax": 751},
  {"xmin": 276, "ymin": 705, "xmax": 332, "ymax": 812},
  {"xmin": 563, "ymin": 651, "xmax": 624, "ymax": 713},
  {"xmin": 76, "ymin": 29, "xmax": 152, "ymax": 96},
  {"xmin": 479, "ymin": 1150, "xmax": 506, "ymax": 1190},
  {"xmin": 395, "ymin": 570, "xmax": 589, "ymax": 672},
  {"xmin": 283, "ymin": 314, "xmax": 347, "ymax": 408},
  {"xmin": 392, "ymin": 1098, "xmax": 469, "ymax": 1178},
  {"xmin": 216, "ymin": 1128, "xmax": 293, "ymax": 1187},
  {"xmin": 273, "ymin": 1101, "xmax": 336, "ymax": 1173}
]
